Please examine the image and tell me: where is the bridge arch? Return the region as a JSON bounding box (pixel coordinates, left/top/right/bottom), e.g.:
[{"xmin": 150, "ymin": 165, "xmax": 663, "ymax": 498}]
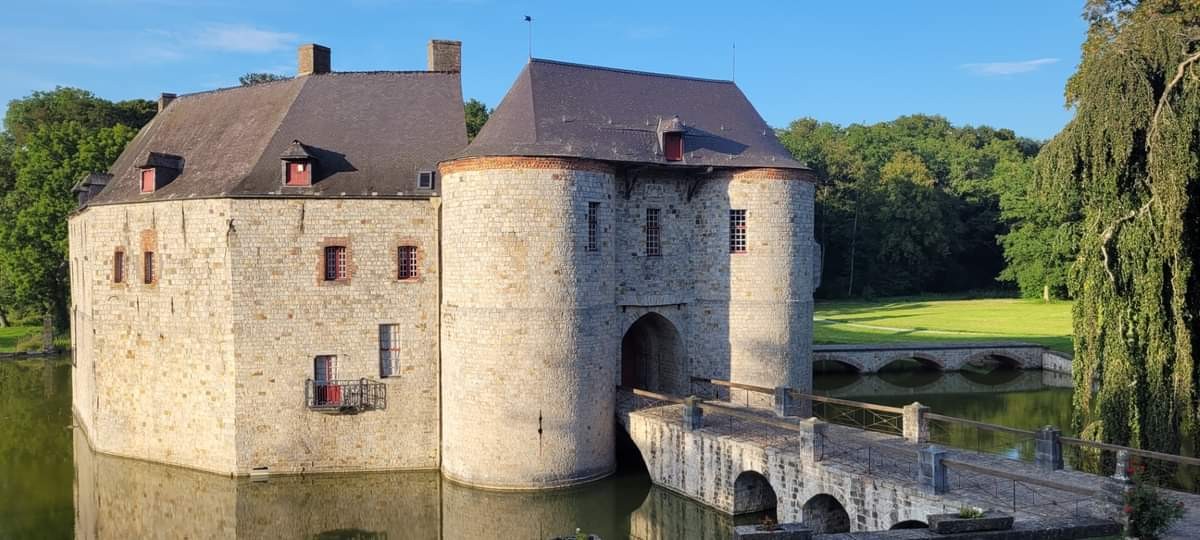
[
  {"xmin": 878, "ymin": 353, "xmax": 944, "ymax": 372},
  {"xmin": 621, "ymin": 312, "xmax": 687, "ymax": 395},
  {"xmin": 965, "ymin": 351, "xmax": 1024, "ymax": 370},
  {"xmin": 891, "ymin": 520, "xmax": 928, "ymax": 529},
  {"xmin": 802, "ymin": 493, "xmax": 850, "ymax": 533},
  {"xmin": 732, "ymin": 470, "xmax": 777, "ymax": 516},
  {"xmin": 812, "ymin": 355, "xmax": 865, "ymax": 374}
]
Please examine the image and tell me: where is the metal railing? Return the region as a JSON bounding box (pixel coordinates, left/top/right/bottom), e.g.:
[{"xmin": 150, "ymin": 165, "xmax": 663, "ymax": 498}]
[{"xmin": 305, "ymin": 378, "xmax": 387, "ymax": 413}]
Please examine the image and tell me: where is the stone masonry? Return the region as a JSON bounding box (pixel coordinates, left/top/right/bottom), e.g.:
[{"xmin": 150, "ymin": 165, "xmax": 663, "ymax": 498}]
[{"xmin": 439, "ymin": 156, "xmax": 815, "ymax": 488}]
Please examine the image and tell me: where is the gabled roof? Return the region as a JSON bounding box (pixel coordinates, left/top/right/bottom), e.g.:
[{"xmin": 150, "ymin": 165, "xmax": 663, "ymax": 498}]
[
  {"xmin": 456, "ymin": 59, "xmax": 805, "ymax": 170},
  {"xmin": 89, "ymin": 71, "xmax": 466, "ymax": 205}
]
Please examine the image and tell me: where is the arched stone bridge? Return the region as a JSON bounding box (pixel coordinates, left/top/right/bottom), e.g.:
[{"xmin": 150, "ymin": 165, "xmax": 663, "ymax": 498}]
[
  {"xmin": 813, "ymin": 342, "xmax": 1071, "ymax": 374},
  {"xmin": 822, "ymin": 368, "xmax": 1073, "ymax": 400},
  {"xmin": 617, "ymin": 388, "xmax": 1121, "ymax": 536}
]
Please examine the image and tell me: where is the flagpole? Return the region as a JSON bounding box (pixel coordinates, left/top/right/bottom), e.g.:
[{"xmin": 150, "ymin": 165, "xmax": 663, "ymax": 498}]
[{"xmin": 525, "ymin": 16, "xmax": 533, "ymax": 60}]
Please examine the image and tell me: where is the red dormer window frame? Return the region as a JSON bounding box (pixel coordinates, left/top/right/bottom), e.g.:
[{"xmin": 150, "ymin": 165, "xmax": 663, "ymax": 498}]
[
  {"xmin": 140, "ymin": 168, "xmax": 156, "ymax": 193},
  {"xmin": 663, "ymin": 132, "xmax": 684, "ymax": 161},
  {"xmin": 285, "ymin": 160, "xmax": 312, "ymax": 187}
]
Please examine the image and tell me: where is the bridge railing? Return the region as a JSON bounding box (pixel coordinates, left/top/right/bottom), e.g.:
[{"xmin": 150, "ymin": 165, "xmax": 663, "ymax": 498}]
[{"xmin": 684, "ymin": 376, "xmax": 1200, "ymax": 494}]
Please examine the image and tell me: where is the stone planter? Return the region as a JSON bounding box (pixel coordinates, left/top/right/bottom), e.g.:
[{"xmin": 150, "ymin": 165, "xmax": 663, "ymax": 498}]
[{"xmin": 927, "ymin": 511, "xmax": 1014, "ymax": 534}]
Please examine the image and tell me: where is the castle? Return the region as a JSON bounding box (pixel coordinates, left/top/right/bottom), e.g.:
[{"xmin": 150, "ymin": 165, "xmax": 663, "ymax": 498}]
[{"xmin": 68, "ymin": 40, "xmax": 817, "ymax": 490}]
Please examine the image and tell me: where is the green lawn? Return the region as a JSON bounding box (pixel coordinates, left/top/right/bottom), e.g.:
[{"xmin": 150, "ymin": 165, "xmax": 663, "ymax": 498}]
[
  {"xmin": 0, "ymin": 326, "xmax": 69, "ymax": 353},
  {"xmin": 814, "ymin": 296, "xmax": 1074, "ymax": 353}
]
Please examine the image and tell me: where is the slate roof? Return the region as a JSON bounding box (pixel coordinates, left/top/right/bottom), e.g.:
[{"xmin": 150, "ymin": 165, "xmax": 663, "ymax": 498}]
[
  {"xmin": 456, "ymin": 59, "xmax": 805, "ymax": 170},
  {"xmin": 89, "ymin": 71, "xmax": 466, "ymax": 205}
]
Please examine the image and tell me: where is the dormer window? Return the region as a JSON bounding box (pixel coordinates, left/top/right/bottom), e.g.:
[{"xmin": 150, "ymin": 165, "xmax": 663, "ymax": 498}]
[
  {"xmin": 135, "ymin": 152, "xmax": 183, "ymax": 194},
  {"xmin": 286, "ymin": 161, "xmax": 311, "ymax": 186},
  {"xmin": 659, "ymin": 115, "xmax": 685, "ymax": 162},
  {"xmin": 417, "ymin": 170, "xmax": 435, "ymax": 190},
  {"xmin": 140, "ymin": 169, "xmax": 156, "ymax": 193},
  {"xmin": 281, "ymin": 139, "xmax": 317, "ymax": 187}
]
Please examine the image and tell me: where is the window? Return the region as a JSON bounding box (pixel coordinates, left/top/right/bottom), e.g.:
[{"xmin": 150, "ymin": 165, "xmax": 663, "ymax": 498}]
[
  {"xmin": 285, "ymin": 161, "xmax": 311, "ymax": 186},
  {"xmin": 379, "ymin": 325, "xmax": 400, "ymax": 377},
  {"xmin": 313, "ymin": 355, "xmax": 340, "ymax": 406},
  {"xmin": 142, "ymin": 252, "xmax": 154, "ymax": 284},
  {"xmin": 663, "ymin": 132, "xmax": 684, "ymax": 161},
  {"xmin": 397, "ymin": 246, "xmax": 418, "ymax": 280},
  {"xmin": 586, "ymin": 202, "xmax": 600, "ymax": 252},
  {"xmin": 730, "ymin": 209, "xmax": 747, "ymax": 253},
  {"xmin": 113, "ymin": 250, "xmax": 125, "ymax": 283},
  {"xmin": 324, "ymin": 246, "xmax": 347, "ymax": 281},
  {"xmin": 140, "ymin": 169, "xmax": 156, "ymax": 193},
  {"xmin": 417, "ymin": 171, "xmax": 435, "ymax": 190},
  {"xmin": 645, "ymin": 208, "xmax": 661, "ymax": 257}
]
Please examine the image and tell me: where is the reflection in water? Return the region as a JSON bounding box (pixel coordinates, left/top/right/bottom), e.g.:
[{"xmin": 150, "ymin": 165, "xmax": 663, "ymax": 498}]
[
  {"xmin": 73, "ymin": 430, "xmax": 727, "ymax": 539},
  {"xmin": 3, "ymin": 357, "xmax": 736, "ymax": 539}
]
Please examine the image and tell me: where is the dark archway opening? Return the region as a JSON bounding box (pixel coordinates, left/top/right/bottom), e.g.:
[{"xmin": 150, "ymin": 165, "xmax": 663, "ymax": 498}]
[
  {"xmin": 621, "ymin": 313, "xmax": 686, "ymax": 395},
  {"xmin": 877, "ymin": 357, "xmax": 944, "ymax": 388},
  {"xmin": 732, "ymin": 471, "xmax": 777, "ymax": 527},
  {"xmin": 812, "ymin": 359, "xmax": 862, "ymax": 391},
  {"xmin": 891, "ymin": 520, "xmax": 928, "ymax": 530},
  {"xmin": 802, "ymin": 493, "xmax": 850, "ymax": 533}
]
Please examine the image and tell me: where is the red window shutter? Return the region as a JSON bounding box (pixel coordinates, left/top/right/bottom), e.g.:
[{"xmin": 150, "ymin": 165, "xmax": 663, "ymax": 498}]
[
  {"xmin": 286, "ymin": 162, "xmax": 311, "ymax": 186},
  {"xmin": 140, "ymin": 169, "xmax": 156, "ymax": 193},
  {"xmin": 664, "ymin": 133, "xmax": 684, "ymax": 161}
]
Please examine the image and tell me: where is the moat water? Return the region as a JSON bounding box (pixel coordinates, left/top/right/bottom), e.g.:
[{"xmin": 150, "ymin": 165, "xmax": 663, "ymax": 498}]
[{"xmin": 0, "ymin": 356, "xmax": 1085, "ymax": 539}]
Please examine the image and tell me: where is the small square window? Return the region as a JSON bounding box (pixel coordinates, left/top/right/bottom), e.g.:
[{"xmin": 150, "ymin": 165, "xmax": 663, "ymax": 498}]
[
  {"xmin": 324, "ymin": 246, "xmax": 347, "ymax": 281},
  {"xmin": 285, "ymin": 161, "xmax": 312, "ymax": 186},
  {"xmin": 397, "ymin": 246, "xmax": 418, "ymax": 280},
  {"xmin": 417, "ymin": 171, "xmax": 435, "ymax": 190}
]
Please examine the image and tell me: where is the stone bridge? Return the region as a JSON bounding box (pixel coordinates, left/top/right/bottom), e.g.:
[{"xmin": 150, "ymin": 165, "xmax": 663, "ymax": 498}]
[
  {"xmin": 616, "ymin": 387, "xmax": 1126, "ymax": 536},
  {"xmin": 813, "ymin": 342, "xmax": 1071, "ymax": 374},
  {"xmin": 822, "ymin": 369, "xmax": 1073, "ymax": 400}
]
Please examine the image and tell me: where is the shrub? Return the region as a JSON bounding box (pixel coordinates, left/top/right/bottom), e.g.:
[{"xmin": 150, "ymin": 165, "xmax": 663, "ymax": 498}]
[{"xmin": 1125, "ymin": 474, "xmax": 1184, "ymax": 539}]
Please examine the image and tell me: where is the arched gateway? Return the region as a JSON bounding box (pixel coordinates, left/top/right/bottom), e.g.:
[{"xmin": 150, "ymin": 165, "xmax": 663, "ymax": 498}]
[{"xmin": 621, "ymin": 313, "xmax": 687, "ymax": 395}]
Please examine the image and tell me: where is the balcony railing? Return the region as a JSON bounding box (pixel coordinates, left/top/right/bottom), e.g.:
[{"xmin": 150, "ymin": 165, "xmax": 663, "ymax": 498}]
[{"xmin": 305, "ymin": 378, "xmax": 387, "ymax": 413}]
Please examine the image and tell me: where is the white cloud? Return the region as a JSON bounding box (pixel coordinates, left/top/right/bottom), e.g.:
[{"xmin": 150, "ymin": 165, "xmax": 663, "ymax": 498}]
[
  {"xmin": 192, "ymin": 24, "xmax": 298, "ymax": 53},
  {"xmin": 961, "ymin": 58, "xmax": 1059, "ymax": 76}
]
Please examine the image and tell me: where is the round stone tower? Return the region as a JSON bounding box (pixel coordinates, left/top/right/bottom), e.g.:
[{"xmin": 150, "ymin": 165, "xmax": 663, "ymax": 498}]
[
  {"xmin": 438, "ymin": 156, "xmax": 618, "ymax": 489},
  {"xmin": 720, "ymin": 168, "xmax": 816, "ymax": 404}
]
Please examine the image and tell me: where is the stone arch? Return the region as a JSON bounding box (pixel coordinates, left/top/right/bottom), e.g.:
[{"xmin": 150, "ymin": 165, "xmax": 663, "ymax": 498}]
[
  {"xmin": 812, "ymin": 355, "xmax": 865, "ymax": 374},
  {"xmin": 732, "ymin": 470, "xmax": 777, "ymax": 516},
  {"xmin": 802, "ymin": 493, "xmax": 850, "ymax": 534},
  {"xmin": 621, "ymin": 312, "xmax": 687, "ymax": 395},
  {"xmin": 965, "ymin": 351, "xmax": 1024, "ymax": 370},
  {"xmin": 891, "ymin": 520, "xmax": 928, "ymax": 529},
  {"xmin": 878, "ymin": 353, "xmax": 944, "ymax": 372}
]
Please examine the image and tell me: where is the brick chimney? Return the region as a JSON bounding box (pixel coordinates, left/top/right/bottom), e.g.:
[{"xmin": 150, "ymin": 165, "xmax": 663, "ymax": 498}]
[
  {"xmin": 427, "ymin": 40, "xmax": 461, "ymax": 72},
  {"xmin": 157, "ymin": 93, "xmax": 176, "ymax": 113},
  {"xmin": 298, "ymin": 44, "xmax": 331, "ymax": 76}
]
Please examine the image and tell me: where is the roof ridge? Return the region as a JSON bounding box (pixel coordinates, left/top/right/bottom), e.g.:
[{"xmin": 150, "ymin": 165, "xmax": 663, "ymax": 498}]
[{"xmin": 529, "ymin": 58, "xmax": 734, "ymax": 84}]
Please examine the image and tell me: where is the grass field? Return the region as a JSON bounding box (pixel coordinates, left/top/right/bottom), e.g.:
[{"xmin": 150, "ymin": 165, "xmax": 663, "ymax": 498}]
[
  {"xmin": 814, "ymin": 296, "xmax": 1074, "ymax": 353},
  {"xmin": 0, "ymin": 326, "xmax": 69, "ymax": 353}
]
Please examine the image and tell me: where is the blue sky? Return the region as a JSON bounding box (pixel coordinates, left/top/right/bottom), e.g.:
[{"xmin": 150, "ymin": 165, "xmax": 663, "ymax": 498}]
[{"xmin": 1, "ymin": 1, "xmax": 1086, "ymax": 140}]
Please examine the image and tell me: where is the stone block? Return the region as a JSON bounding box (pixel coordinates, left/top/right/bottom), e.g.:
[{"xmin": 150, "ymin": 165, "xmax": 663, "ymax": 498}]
[
  {"xmin": 1034, "ymin": 426, "xmax": 1063, "ymax": 471},
  {"xmin": 732, "ymin": 523, "xmax": 811, "ymax": 540},
  {"xmin": 917, "ymin": 446, "xmax": 947, "ymax": 494},
  {"xmin": 927, "ymin": 512, "xmax": 1013, "ymax": 534}
]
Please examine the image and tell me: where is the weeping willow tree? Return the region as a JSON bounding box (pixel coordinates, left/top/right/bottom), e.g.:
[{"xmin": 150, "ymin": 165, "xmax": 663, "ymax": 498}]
[{"xmin": 1045, "ymin": 0, "xmax": 1200, "ymax": 453}]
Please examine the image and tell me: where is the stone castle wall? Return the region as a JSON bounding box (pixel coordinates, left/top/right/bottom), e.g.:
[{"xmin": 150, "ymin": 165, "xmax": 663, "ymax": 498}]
[
  {"xmin": 69, "ymin": 199, "xmax": 239, "ymax": 474},
  {"xmin": 440, "ymin": 157, "xmax": 814, "ymax": 489},
  {"xmin": 439, "ymin": 157, "xmax": 619, "ymax": 489},
  {"xmin": 227, "ymin": 198, "xmax": 441, "ymax": 474},
  {"xmin": 69, "ymin": 197, "xmax": 441, "ymax": 475}
]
